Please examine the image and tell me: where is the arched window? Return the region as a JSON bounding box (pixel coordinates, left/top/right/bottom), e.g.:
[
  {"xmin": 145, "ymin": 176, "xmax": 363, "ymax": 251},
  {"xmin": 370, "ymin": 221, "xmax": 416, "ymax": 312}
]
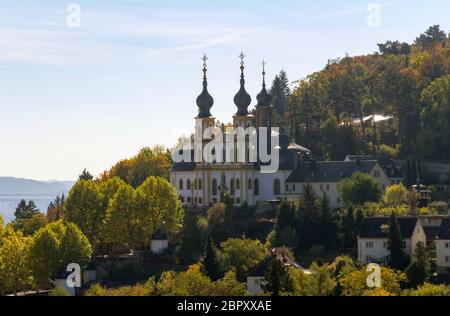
[
  {"xmin": 198, "ymin": 179, "xmax": 202, "ymax": 190},
  {"xmin": 230, "ymin": 178, "xmax": 235, "ymax": 196},
  {"xmin": 274, "ymin": 178, "xmax": 281, "ymax": 195},
  {"xmin": 194, "ymin": 179, "xmax": 198, "ymax": 190},
  {"xmin": 212, "ymin": 179, "xmax": 218, "ymax": 196},
  {"xmin": 187, "ymin": 179, "xmax": 191, "ymax": 190},
  {"xmin": 254, "ymin": 179, "xmax": 260, "ymax": 196},
  {"xmin": 179, "ymin": 179, "xmax": 183, "ymax": 190},
  {"xmin": 236, "ymin": 178, "xmax": 240, "ymax": 190},
  {"xmin": 248, "ymin": 179, "xmax": 252, "ymax": 190}
]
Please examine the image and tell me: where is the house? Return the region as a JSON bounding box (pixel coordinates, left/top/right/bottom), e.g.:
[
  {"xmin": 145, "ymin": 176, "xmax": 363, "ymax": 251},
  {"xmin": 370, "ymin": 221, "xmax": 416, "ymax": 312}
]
[
  {"xmin": 245, "ymin": 248, "xmax": 310, "ymax": 294},
  {"xmin": 151, "ymin": 230, "xmax": 169, "ymax": 254},
  {"xmin": 285, "ymin": 160, "xmax": 391, "ymax": 208},
  {"xmin": 345, "ymin": 155, "xmax": 404, "ymax": 185},
  {"xmin": 357, "ymin": 217, "xmax": 426, "ymax": 264},
  {"xmin": 436, "ymin": 218, "xmax": 450, "ymax": 274}
]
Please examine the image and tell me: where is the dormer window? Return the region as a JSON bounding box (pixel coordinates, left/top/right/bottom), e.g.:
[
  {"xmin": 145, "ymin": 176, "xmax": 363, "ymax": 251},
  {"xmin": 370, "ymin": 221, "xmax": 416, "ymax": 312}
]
[{"xmin": 380, "ymin": 224, "xmax": 390, "ymax": 233}]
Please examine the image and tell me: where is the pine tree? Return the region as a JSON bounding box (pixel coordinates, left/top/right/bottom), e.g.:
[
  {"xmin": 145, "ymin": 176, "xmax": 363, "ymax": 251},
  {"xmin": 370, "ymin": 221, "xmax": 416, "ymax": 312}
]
[
  {"xmin": 262, "ymin": 258, "xmax": 293, "ymax": 296},
  {"xmin": 14, "ymin": 200, "xmax": 39, "ymax": 220},
  {"xmin": 388, "ymin": 213, "xmax": 410, "ymax": 270},
  {"xmin": 78, "ymin": 168, "xmax": 94, "ymax": 181},
  {"xmin": 202, "ymin": 235, "xmax": 222, "ymax": 281},
  {"xmin": 298, "ymin": 183, "xmax": 318, "ymax": 220},
  {"xmin": 405, "ymin": 241, "xmax": 430, "ymax": 287}
]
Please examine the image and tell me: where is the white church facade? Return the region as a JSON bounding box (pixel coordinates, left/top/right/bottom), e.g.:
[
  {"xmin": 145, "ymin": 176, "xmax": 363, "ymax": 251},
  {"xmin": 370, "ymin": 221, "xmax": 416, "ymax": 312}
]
[{"xmin": 170, "ymin": 53, "xmax": 392, "ymax": 210}]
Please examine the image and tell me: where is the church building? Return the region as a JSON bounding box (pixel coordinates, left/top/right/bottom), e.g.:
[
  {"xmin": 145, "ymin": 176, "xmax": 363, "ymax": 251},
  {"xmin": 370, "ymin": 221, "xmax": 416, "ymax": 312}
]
[{"xmin": 170, "ymin": 53, "xmax": 391, "ymax": 210}]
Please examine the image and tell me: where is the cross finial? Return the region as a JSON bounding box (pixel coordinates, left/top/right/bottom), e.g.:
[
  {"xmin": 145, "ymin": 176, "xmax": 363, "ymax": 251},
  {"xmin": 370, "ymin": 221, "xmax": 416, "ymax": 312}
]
[
  {"xmin": 239, "ymin": 51, "xmax": 245, "ymax": 66},
  {"xmin": 202, "ymin": 54, "xmax": 208, "ymax": 68},
  {"xmin": 261, "ymin": 60, "xmax": 267, "ymax": 86}
]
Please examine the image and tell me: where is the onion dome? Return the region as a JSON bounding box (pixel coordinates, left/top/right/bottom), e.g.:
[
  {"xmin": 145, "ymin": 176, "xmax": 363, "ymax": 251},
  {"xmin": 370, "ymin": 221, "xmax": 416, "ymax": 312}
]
[
  {"xmin": 256, "ymin": 60, "xmax": 272, "ymax": 107},
  {"xmin": 234, "ymin": 52, "xmax": 251, "ymax": 116},
  {"xmin": 196, "ymin": 54, "xmax": 214, "ymax": 118}
]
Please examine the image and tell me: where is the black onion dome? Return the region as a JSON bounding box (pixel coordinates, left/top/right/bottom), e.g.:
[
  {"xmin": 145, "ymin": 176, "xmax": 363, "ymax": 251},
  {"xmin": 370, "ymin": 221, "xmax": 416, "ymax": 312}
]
[
  {"xmin": 196, "ymin": 55, "xmax": 214, "ymax": 118},
  {"xmin": 234, "ymin": 52, "xmax": 251, "ymax": 116},
  {"xmin": 256, "ymin": 61, "xmax": 272, "ymax": 107}
]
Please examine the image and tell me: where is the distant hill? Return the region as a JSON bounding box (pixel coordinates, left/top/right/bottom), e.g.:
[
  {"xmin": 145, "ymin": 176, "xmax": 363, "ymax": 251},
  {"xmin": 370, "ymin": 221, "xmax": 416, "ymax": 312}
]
[{"xmin": 0, "ymin": 177, "xmax": 74, "ymax": 196}]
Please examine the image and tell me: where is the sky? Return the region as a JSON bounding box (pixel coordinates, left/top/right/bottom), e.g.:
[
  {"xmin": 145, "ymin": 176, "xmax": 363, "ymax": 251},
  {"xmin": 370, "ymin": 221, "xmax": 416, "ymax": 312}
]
[{"xmin": 0, "ymin": 0, "xmax": 449, "ymax": 181}]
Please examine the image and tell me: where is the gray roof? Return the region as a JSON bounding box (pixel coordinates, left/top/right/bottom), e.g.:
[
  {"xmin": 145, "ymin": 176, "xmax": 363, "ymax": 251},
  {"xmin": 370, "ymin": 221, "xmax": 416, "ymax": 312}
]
[
  {"xmin": 359, "ymin": 217, "xmax": 418, "ymax": 239},
  {"xmin": 286, "ymin": 160, "xmax": 378, "ymax": 183},
  {"xmin": 437, "ymin": 219, "xmax": 450, "ymax": 239}
]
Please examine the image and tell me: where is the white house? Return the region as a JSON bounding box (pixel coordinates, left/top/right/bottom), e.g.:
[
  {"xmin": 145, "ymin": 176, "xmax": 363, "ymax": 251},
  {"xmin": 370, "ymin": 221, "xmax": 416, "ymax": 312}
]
[
  {"xmin": 436, "ymin": 218, "xmax": 450, "ymax": 274},
  {"xmin": 357, "ymin": 217, "xmax": 426, "ymax": 264},
  {"xmin": 151, "ymin": 231, "xmax": 169, "ymax": 254},
  {"xmin": 245, "ymin": 248, "xmax": 311, "ymax": 294}
]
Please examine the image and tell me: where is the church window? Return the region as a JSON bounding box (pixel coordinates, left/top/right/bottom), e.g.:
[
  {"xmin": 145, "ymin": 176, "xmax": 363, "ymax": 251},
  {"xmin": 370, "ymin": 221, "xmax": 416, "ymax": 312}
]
[
  {"xmin": 230, "ymin": 179, "xmax": 235, "ymax": 196},
  {"xmin": 198, "ymin": 179, "xmax": 202, "ymax": 190},
  {"xmin": 248, "ymin": 179, "xmax": 252, "ymax": 190},
  {"xmin": 187, "ymin": 179, "xmax": 191, "ymax": 190},
  {"xmin": 236, "ymin": 178, "xmax": 240, "ymax": 190},
  {"xmin": 179, "ymin": 179, "xmax": 183, "ymax": 190},
  {"xmin": 254, "ymin": 179, "xmax": 260, "ymax": 196}
]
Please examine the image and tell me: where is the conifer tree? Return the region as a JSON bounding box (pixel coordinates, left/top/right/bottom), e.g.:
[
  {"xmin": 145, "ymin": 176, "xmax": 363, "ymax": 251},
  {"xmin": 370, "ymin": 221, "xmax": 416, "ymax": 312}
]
[
  {"xmin": 388, "ymin": 213, "xmax": 410, "ymax": 270},
  {"xmin": 203, "ymin": 235, "xmax": 222, "ymax": 281}
]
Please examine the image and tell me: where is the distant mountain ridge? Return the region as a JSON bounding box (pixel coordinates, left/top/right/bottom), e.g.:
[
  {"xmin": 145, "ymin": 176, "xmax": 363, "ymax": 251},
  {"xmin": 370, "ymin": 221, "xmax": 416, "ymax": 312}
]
[{"xmin": 0, "ymin": 177, "xmax": 74, "ymax": 196}]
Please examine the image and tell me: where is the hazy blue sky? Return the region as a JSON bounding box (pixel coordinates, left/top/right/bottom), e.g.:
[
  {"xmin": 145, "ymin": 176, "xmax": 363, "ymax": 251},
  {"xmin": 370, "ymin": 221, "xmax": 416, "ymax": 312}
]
[{"xmin": 0, "ymin": 0, "xmax": 448, "ymax": 180}]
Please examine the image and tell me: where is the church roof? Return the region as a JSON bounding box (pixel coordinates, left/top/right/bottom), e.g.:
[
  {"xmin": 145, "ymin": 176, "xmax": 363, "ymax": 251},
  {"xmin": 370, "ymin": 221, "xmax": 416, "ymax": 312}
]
[
  {"xmin": 196, "ymin": 54, "xmax": 214, "ymax": 118},
  {"xmin": 285, "ymin": 160, "xmax": 378, "ymax": 183},
  {"xmin": 234, "ymin": 52, "xmax": 251, "ymax": 116}
]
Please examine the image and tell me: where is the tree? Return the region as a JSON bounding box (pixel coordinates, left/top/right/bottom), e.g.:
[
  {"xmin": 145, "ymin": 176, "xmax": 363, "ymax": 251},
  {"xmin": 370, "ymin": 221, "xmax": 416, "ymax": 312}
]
[
  {"xmin": 207, "ymin": 203, "xmax": 230, "ymax": 243},
  {"xmin": 340, "ymin": 207, "xmax": 357, "ymax": 251},
  {"xmin": 78, "ymin": 168, "xmax": 94, "ymax": 181},
  {"xmin": 288, "ymin": 263, "xmax": 336, "ymax": 296},
  {"xmin": 0, "ymin": 228, "xmax": 33, "ymax": 295},
  {"xmin": 29, "ymin": 226, "xmax": 60, "ymax": 289},
  {"xmin": 206, "ymin": 270, "xmax": 248, "ymax": 296},
  {"xmin": 180, "ymin": 215, "xmax": 209, "ymax": 264},
  {"xmin": 14, "ymin": 199, "xmax": 39, "ymax": 220},
  {"xmin": 338, "ymin": 172, "xmax": 380, "ymax": 206},
  {"xmin": 418, "ymin": 75, "xmax": 450, "ymax": 160},
  {"xmin": 414, "ymin": 25, "xmax": 447, "ymax": 48},
  {"xmin": 65, "ymin": 180, "xmax": 104, "ymax": 248},
  {"xmin": 47, "ymin": 194, "xmax": 65, "ymax": 221},
  {"xmin": 262, "ymin": 259, "xmax": 293, "ymax": 296},
  {"xmin": 405, "ymin": 241, "xmax": 430, "ymax": 287},
  {"xmin": 298, "ymin": 183, "xmax": 319, "ymax": 220},
  {"xmin": 99, "ymin": 146, "xmax": 172, "ymax": 187},
  {"xmin": 219, "ymin": 238, "xmax": 267, "ymax": 280},
  {"xmin": 383, "ymin": 183, "xmax": 408, "ymax": 207},
  {"xmin": 388, "ymin": 213, "xmax": 410, "ymax": 270},
  {"xmin": 103, "ymin": 182, "xmax": 141, "ymax": 252},
  {"xmin": 403, "ymin": 283, "xmax": 450, "ymax": 296},
  {"xmin": 270, "ymin": 70, "xmax": 291, "ymax": 126},
  {"xmin": 339, "ymin": 265, "xmax": 406, "ymax": 296},
  {"xmin": 135, "ymin": 176, "xmax": 184, "ymax": 241},
  {"xmin": 59, "ymin": 222, "xmax": 92, "ymax": 269},
  {"xmin": 12, "ymin": 213, "xmax": 47, "ymax": 236},
  {"xmin": 202, "ymin": 235, "xmax": 222, "ymax": 281}
]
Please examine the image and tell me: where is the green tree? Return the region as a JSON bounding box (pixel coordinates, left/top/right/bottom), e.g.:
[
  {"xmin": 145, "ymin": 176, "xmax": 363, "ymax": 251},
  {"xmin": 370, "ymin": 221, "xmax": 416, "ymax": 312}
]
[
  {"xmin": 206, "ymin": 270, "xmax": 248, "ymax": 296},
  {"xmin": 262, "ymin": 259, "xmax": 293, "ymax": 296},
  {"xmin": 0, "ymin": 228, "xmax": 33, "ymax": 295},
  {"xmin": 14, "ymin": 199, "xmax": 39, "ymax": 220},
  {"xmin": 219, "ymin": 238, "xmax": 267, "ymax": 280},
  {"xmin": 78, "ymin": 168, "xmax": 94, "ymax": 181},
  {"xmin": 338, "ymin": 172, "xmax": 380, "ymax": 206},
  {"xmin": 12, "ymin": 213, "xmax": 48, "ymax": 236},
  {"xmin": 414, "ymin": 25, "xmax": 447, "ymax": 48},
  {"xmin": 65, "ymin": 180, "xmax": 104, "ymax": 248},
  {"xmin": 388, "ymin": 213, "xmax": 410, "ymax": 270},
  {"xmin": 202, "ymin": 235, "xmax": 222, "ymax": 281},
  {"xmin": 59, "ymin": 222, "xmax": 92, "ymax": 269},
  {"xmin": 298, "ymin": 183, "xmax": 319, "ymax": 220},
  {"xmin": 405, "ymin": 241, "xmax": 430, "ymax": 287},
  {"xmin": 29, "ymin": 226, "xmax": 60, "ymax": 289},
  {"xmin": 135, "ymin": 176, "xmax": 184, "ymax": 241}
]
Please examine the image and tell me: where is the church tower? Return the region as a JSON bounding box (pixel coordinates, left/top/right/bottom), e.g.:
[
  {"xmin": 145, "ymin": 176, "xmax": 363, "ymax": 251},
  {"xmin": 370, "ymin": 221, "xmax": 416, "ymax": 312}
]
[
  {"xmin": 255, "ymin": 60, "xmax": 273, "ymax": 128},
  {"xmin": 232, "ymin": 52, "xmax": 254, "ymax": 129},
  {"xmin": 194, "ymin": 54, "xmax": 215, "ymax": 164}
]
